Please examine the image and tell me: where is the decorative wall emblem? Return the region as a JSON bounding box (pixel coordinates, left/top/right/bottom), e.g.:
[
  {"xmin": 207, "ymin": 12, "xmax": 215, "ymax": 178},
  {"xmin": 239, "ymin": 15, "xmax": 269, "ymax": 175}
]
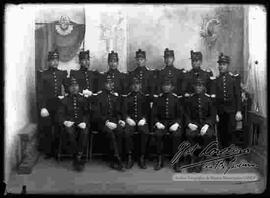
[
  {"xmin": 200, "ymin": 18, "xmax": 220, "ymax": 49},
  {"xmin": 55, "ymin": 16, "xmax": 74, "ymax": 36}
]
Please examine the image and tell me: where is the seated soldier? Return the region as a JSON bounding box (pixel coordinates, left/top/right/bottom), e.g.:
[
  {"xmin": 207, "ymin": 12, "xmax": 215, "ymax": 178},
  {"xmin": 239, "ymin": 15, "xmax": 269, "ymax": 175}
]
[
  {"xmin": 185, "ymin": 78, "xmax": 216, "ymax": 173},
  {"xmin": 57, "ymin": 77, "xmax": 89, "ymax": 172},
  {"xmin": 152, "ymin": 78, "xmax": 185, "ymax": 172},
  {"xmin": 95, "ymin": 75, "xmax": 126, "ymax": 171},
  {"xmin": 122, "ymin": 77, "xmax": 150, "ymax": 169}
]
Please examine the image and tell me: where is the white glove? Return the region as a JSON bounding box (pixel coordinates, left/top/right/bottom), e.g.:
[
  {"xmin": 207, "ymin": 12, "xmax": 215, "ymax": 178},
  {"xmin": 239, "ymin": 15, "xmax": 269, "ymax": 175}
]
[
  {"xmin": 118, "ymin": 120, "xmax": 125, "ymax": 127},
  {"xmin": 64, "ymin": 121, "xmax": 74, "ymax": 128},
  {"xmin": 200, "ymin": 124, "xmax": 209, "ymax": 136},
  {"xmin": 235, "ymin": 111, "xmax": 243, "ymax": 121},
  {"xmin": 126, "ymin": 117, "xmax": 136, "ymax": 126},
  {"xmin": 169, "ymin": 123, "xmax": 180, "ymax": 131},
  {"xmin": 83, "ymin": 89, "xmax": 93, "ymax": 97},
  {"xmin": 40, "ymin": 108, "xmax": 49, "ymax": 117},
  {"xmin": 138, "ymin": 118, "xmax": 146, "ymax": 126},
  {"xmin": 105, "ymin": 121, "xmax": 117, "ymax": 130},
  {"xmin": 78, "ymin": 122, "xmax": 86, "ymax": 129},
  {"xmin": 216, "ymin": 114, "xmax": 219, "ymax": 122},
  {"xmin": 188, "ymin": 123, "xmax": 198, "ymax": 131},
  {"xmin": 155, "ymin": 122, "xmax": 165, "ymax": 130}
]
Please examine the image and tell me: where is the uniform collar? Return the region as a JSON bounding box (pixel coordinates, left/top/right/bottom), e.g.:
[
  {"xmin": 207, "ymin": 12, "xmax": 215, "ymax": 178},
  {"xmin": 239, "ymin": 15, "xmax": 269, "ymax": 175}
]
[
  {"xmin": 108, "ymin": 68, "xmax": 119, "ymax": 74},
  {"xmin": 48, "ymin": 67, "xmax": 58, "ymax": 72},
  {"xmin": 219, "ymin": 71, "xmax": 229, "ymax": 77},
  {"xmin": 136, "ymin": 66, "xmax": 146, "ymax": 71},
  {"xmin": 80, "ymin": 67, "xmax": 88, "ymax": 72},
  {"xmin": 165, "ymin": 65, "xmax": 175, "ymax": 69},
  {"xmin": 191, "ymin": 67, "xmax": 202, "ymax": 73}
]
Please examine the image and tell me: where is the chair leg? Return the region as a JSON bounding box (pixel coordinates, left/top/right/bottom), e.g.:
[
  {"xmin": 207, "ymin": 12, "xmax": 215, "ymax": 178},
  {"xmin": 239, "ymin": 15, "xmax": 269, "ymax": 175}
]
[
  {"xmin": 86, "ymin": 132, "xmax": 90, "ymax": 162},
  {"xmin": 57, "ymin": 127, "xmax": 62, "ymax": 162},
  {"xmin": 89, "ymin": 133, "xmax": 94, "ymax": 162}
]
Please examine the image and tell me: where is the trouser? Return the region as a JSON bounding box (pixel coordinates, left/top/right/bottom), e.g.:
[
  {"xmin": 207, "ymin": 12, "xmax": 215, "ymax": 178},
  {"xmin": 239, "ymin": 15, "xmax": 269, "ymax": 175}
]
[
  {"xmin": 185, "ymin": 126, "xmax": 215, "ymax": 157},
  {"xmin": 65, "ymin": 125, "xmax": 88, "ymax": 155},
  {"xmin": 124, "ymin": 124, "xmax": 149, "ymax": 155},
  {"xmin": 217, "ymin": 111, "xmax": 236, "ymax": 150},
  {"xmin": 155, "ymin": 121, "xmax": 184, "ymax": 155},
  {"xmin": 103, "ymin": 124, "xmax": 124, "ymax": 157}
]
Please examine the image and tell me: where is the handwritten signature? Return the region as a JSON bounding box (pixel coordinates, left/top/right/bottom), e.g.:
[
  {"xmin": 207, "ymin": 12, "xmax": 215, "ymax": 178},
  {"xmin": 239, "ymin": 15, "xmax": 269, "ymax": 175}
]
[{"xmin": 170, "ymin": 141, "xmax": 257, "ymax": 174}]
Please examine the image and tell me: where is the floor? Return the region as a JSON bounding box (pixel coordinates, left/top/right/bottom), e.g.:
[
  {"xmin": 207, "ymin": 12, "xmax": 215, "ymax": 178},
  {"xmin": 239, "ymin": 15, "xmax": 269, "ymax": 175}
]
[{"xmin": 7, "ymin": 154, "xmax": 265, "ymax": 195}]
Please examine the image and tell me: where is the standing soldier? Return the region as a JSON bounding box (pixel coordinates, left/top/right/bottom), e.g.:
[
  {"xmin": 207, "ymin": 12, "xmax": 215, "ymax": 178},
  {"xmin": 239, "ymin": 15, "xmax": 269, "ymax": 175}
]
[
  {"xmin": 95, "ymin": 76, "xmax": 126, "ymax": 171},
  {"xmin": 152, "ymin": 78, "xmax": 185, "ymax": 172},
  {"xmin": 57, "ymin": 77, "xmax": 89, "ymax": 171},
  {"xmin": 158, "ymin": 48, "xmax": 186, "ymax": 96},
  {"xmin": 214, "ymin": 53, "xmax": 242, "ymax": 154},
  {"xmin": 182, "ymin": 50, "xmax": 215, "ymax": 98},
  {"xmin": 37, "ymin": 50, "xmax": 68, "ymax": 159},
  {"xmin": 184, "ymin": 78, "xmax": 216, "ymax": 173},
  {"xmin": 122, "ymin": 77, "xmax": 150, "ymax": 169}
]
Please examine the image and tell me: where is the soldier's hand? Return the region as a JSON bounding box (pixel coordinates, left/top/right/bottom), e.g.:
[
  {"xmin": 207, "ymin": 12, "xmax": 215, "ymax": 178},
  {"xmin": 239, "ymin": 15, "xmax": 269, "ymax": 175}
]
[
  {"xmin": 64, "ymin": 121, "xmax": 74, "ymax": 128},
  {"xmin": 118, "ymin": 120, "xmax": 125, "ymax": 127},
  {"xmin": 155, "ymin": 122, "xmax": 165, "ymax": 130},
  {"xmin": 83, "ymin": 89, "xmax": 93, "ymax": 97},
  {"xmin": 188, "ymin": 123, "xmax": 198, "ymax": 131},
  {"xmin": 105, "ymin": 121, "xmax": 117, "ymax": 130},
  {"xmin": 78, "ymin": 122, "xmax": 86, "ymax": 129},
  {"xmin": 126, "ymin": 117, "xmax": 136, "ymax": 126},
  {"xmin": 235, "ymin": 111, "xmax": 243, "ymax": 121},
  {"xmin": 169, "ymin": 123, "xmax": 179, "ymax": 131},
  {"xmin": 40, "ymin": 108, "xmax": 49, "ymax": 117},
  {"xmin": 138, "ymin": 118, "xmax": 146, "ymax": 126},
  {"xmin": 200, "ymin": 124, "xmax": 209, "ymax": 136},
  {"xmin": 216, "ymin": 115, "xmax": 219, "ymax": 122}
]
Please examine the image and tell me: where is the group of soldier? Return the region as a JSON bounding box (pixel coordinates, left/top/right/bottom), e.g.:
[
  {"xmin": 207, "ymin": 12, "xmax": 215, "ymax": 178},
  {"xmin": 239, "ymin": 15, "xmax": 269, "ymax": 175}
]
[{"xmin": 37, "ymin": 47, "xmax": 242, "ymax": 173}]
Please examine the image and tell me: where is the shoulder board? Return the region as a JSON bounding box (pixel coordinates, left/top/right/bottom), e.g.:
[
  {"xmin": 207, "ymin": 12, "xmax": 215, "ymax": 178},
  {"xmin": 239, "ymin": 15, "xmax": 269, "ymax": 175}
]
[
  {"xmin": 210, "ymin": 76, "xmax": 216, "ymax": 80},
  {"xmin": 99, "ymin": 71, "xmax": 105, "ymax": 74},
  {"xmin": 153, "ymin": 94, "xmax": 159, "ymax": 98},
  {"xmin": 210, "ymin": 94, "xmax": 216, "ymax": 98},
  {"xmin": 178, "ymin": 95, "xmax": 183, "ymax": 98},
  {"xmin": 145, "ymin": 94, "xmax": 150, "ymax": 97},
  {"xmin": 172, "ymin": 93, "xmax": 178, "ymax": 97},
  {"xmin": 58, "ymin": 96, "xmax": 65, "ymax": 100},
  {"xmin": 79, "ymin": 93, "xmax": 84, "ymax": 96},
  {"xmin": 229, "ymin": 72, "xmax": 239, "ymax": 77},
  {"xmin": 92, "ymin": 91, "xmax": 103, "ymax": 96},
  {"xmin": 205, "ymin": 93, "xmax": 210, "ymax": 97},
  {"xmin": 182, "ymin": 69, "xmax": 187, "ymax": 73},
  {"xmin": 112, "ymin": 92, "xmax": 119, "ymax": 97}
]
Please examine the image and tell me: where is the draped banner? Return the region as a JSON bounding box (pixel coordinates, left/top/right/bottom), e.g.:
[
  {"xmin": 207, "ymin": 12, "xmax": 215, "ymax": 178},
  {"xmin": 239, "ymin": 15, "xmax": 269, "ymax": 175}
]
[{"xmin": 35, "ymin": 6, "xmax": 85, "ymax": 72}]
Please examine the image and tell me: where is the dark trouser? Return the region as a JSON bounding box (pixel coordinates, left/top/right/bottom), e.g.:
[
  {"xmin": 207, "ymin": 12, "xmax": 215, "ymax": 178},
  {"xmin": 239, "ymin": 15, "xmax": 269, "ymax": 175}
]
[
  {"xmin": 103, "ymin": 125, "xmax": 124, "ymax": 157},
  {"xmin": 124, "ymin": 124, "xmax": 149, "ymax": 155},
  {"xmin": 155, "ymin": 121, "xmax": 184, "ymax": 155},
  {"xmin": 217, "ymin": 112, "xmax": 236, "ymax": 149},
  {"xmin": 65, "ymin": 125, "xmax": 88, "ymax": 155},
  {"xmin": 186, "ymin": 126, "xmax": 215, "ymax": 157},
  {"xmin": 38, "ymin": 98, "xmax": 60, "ymax": 155}
]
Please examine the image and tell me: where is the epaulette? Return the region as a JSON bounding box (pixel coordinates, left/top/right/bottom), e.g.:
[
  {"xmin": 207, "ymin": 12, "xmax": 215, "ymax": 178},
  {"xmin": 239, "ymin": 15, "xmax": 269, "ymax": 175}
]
[
  {"xmin": 205, "ymin": 93, "xmax": 210, "ymax": 97},
  {"xmin": 99, "ymin": 71, "xmax": 105, "ymax": 74},
  {"xmin": 153, "ymin": 94, "xmax": 159, "ymax": 98},
  {"xmin": 172, "ymin": 93, "xmax": 178, "ymax": 97},
  {"xmin": 210, "ymin": 94, "xmax": 216, "ymax": 98},
  {"xmin": 92, "ymin": 90, "xmax": 103, "ymax": 96},
  {"xmin": 58, "ymin": 96, "xmax": 65, "ymax": 100},
  {"xmin": 178, "ymin": 95, "xmax": 183, "ymax": 98},
  {"xmin": 210, "ymin": 76, "xmax": 216, "ymax": 80},
  {"xmin": 229, "ymin": 72, "xmax": 239, "ymax": 77},
  {"xmin": 184, "ymin": 93, "xmax": 191, "ymax": 97}
]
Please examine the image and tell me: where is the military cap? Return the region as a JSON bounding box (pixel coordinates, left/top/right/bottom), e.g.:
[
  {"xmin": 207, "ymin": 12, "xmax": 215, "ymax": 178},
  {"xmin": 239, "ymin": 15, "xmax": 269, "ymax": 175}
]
[
  {"xmin": 108, "ymin": 50, "xmax": 119, "ymax": 61},
  {"xmin": 164, "ymin": 48, "xmax": 174, "ymax": 58},
  {"xmin": 79, "ymin": 50, "xmax": 90, "ymax": 60},
  {"xmin": 217, "ymin": 53, "xmax": 230, "ymax": 64},
  {"xmin": 48, "ymin": 50, "xmax": 59, "ymax": 60},
  {"xmin": 190, "ymin": 50, "xmax": 202, "ymax": 61},
  {"xmin": 135, "ymin": 49, "xmax": 146, "ymax": 59}
]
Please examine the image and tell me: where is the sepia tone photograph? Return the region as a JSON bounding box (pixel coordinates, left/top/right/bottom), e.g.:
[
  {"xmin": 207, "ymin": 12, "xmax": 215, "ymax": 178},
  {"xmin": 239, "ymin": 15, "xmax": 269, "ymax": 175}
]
[{"xmin": 3, "ymin": 3, "xmax": 267, "ymax": 195}]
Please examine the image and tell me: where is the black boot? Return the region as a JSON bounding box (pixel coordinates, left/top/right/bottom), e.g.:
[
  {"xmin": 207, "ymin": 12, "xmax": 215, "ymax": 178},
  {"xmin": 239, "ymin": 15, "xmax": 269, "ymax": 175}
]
[
  {"xmin": 139, "ymin": 155, "xmax": 147, "ymax": 169},
  {"xmin": 173, "ymin": 161, "xmax": 182, "ymax": 173},
  {"xmin": 126, "ymin": 153, "xmax": 134, "ymax": 169},
  {"xmin": 73, "ymin": 153, "xmax": 84, "ymax": 172},
  {"xmin": 114, "ymin": 156, "xmax": 124, "ymax": 171},
  {"xmin": 154, "ymin": 155, "xmax": 163, "ymax": 171}
]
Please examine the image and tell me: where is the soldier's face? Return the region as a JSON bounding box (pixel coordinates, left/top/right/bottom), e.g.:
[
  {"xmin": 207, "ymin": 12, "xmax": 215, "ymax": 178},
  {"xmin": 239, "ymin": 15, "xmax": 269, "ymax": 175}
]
[
  {"xmin": 69, "ymin": 84, "xmax": 79, "ymax": 94},
  {"xmin": 136, "ymin": 57, "xmax": 146, "ymax": 67},
  {"xmin": 80, "ymin": 59, "xmax": 90, "ymax": 68},
  {"xmin": 162, "ymin": 84, "xmax": 173, "ymax": 93},
  {"xmin": 49, "ymin": 58, "xmax": 59, "ymax": 68},
  {"xmin": 219, "ymin": 62, "xmax": 229, "ymax": 73},
  {"xmin": 194, "ymin": 85, "xmax": 204, "ymax": 94},
  {"xmin": 191, "ymin": 59, "xmax": 202, "ymax": 69},
  {"xmin": 108, "ymin": 59, "xmax": 118, "ymax": 70},
  {"xmin": 165, "ymin": 56, "xmax": 174, "ymax": 66},
  {"xmin": 132, "ymin": 83, "xmax": 141, "ymax": 92}
]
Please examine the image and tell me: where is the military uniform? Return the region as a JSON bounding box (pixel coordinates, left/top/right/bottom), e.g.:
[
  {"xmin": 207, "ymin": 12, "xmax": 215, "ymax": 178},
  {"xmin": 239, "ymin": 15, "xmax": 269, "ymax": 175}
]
[
  {"xmin": 95, "ymin": 77, "xmax": 125, "ymax": 170},
  {"xmin": 182, "ymin": 51, "xmax": 215, "ymax": 97},
  {"xmin": 37, "ymin": 50, "xmax": 68, "ymax": 157},
  {"xmin": 158, "ymin": 48, "xmax": 186, "ymax": 96},
  {"xmin": 122, "ymin": 77, "xmax": 150, "ymax": 169},
  {"xmin": 214, "ymin": 54, "xmax": 241, "ymax": 149},
  {"xmin": 57, "ymin": 77, "xmax": 89, "ymax": 170},
  {"xmin": 152, "ymin": 79, "xmax": 184, "ymax": 171}
]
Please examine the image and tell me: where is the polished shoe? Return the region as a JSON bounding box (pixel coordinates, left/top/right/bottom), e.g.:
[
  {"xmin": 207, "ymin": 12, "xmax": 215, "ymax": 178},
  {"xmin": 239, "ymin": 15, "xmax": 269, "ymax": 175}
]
[
  {"xmin": 173, "ymin": 163, "xmax": 182, "ymax": 173},
  {"xmin": 125, "ymin": 154, "xmax": 134, "ymax": 169},
  {"xmin": 138, "ymin": 155, "xmax": 147, "ymax": 169},
  {"xmin": 74, "ymin": 154, "xmax": 84, "ymax": 172},
  {"xmin": 115, "ymin": 156, "xmax": 124, "ymax": 171},
  {"xmin": 154, "ymin": 155, "xmax": 163, "ymax": 171}
]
